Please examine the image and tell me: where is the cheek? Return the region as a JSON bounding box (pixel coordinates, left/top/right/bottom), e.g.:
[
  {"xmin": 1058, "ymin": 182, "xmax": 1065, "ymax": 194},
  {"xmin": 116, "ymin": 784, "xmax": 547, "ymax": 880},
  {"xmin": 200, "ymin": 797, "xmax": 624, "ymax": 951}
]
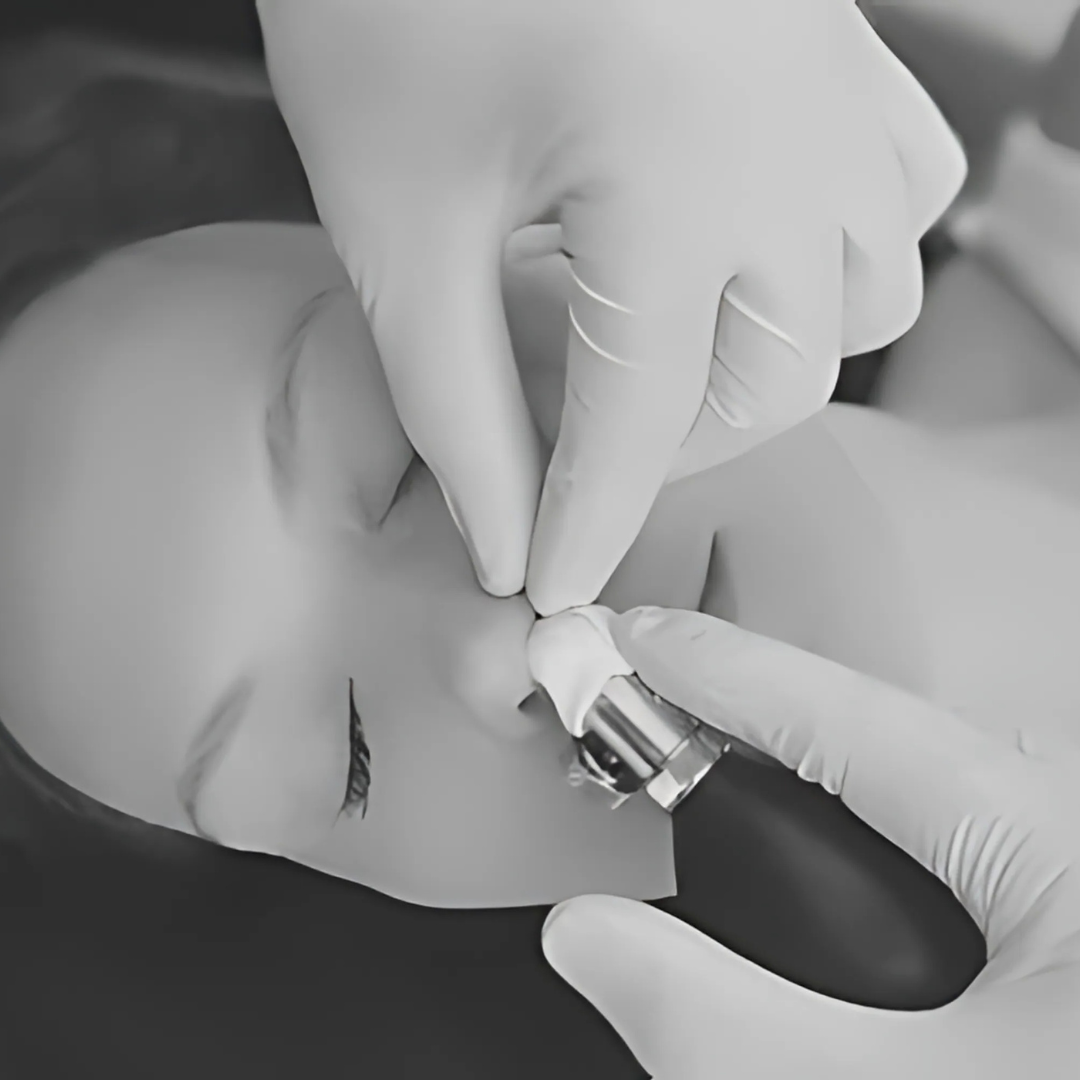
[
  {"xmin": 195, "ymin": 554, "xmax": 360, "ymax": 853},
  {"xmin": 326, "ymin": 543, "xmax": 538, "ymax": 741},
  {"xmin": 318, "ymin": 467, "xmax": 540, "ymax": 738},
  {"xmin": 195, "ymin": 667, "xmax": 352, "ymax": 855}
]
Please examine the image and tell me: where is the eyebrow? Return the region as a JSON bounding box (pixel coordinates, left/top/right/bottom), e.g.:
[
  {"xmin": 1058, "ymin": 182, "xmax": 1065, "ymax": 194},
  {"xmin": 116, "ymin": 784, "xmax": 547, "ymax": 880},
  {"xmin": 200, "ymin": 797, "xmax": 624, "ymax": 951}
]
[{"xmin": 176, "ymin": 675, "xmax": 256, "ymax": 841}]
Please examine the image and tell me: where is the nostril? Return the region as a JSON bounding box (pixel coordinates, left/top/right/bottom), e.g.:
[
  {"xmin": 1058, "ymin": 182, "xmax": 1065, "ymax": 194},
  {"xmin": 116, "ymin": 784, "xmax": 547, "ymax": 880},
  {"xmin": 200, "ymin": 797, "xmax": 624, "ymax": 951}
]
[
  {"xmin": 462, "ymin": 679, "xmax": 548, "ymax": 743},
  {"xmin": 515, "ymin": 685, "xmax": 546, "ymax": 716}
]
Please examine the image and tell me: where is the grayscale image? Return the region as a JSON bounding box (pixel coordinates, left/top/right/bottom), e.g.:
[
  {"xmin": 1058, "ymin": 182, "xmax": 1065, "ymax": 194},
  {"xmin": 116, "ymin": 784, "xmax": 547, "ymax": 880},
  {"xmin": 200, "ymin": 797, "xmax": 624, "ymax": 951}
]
[{"xmin": 0, "ymin": 2, "xmax": 1077, "ymax": 1077}]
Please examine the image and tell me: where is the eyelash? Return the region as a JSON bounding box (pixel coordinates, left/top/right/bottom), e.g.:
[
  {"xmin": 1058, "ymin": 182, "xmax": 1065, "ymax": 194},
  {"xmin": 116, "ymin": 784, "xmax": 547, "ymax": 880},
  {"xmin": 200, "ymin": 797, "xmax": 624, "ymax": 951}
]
[{"xmin": 341, "ymin": 678, "xmax": 372, "ymax": 820}]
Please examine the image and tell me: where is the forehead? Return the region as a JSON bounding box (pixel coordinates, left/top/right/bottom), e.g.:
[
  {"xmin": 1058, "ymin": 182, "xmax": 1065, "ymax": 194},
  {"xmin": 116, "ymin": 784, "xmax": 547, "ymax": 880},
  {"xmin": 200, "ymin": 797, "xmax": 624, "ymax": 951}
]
[{"xmin": 0, "ymin": 228, "xmax": 342, "ymax": 808}]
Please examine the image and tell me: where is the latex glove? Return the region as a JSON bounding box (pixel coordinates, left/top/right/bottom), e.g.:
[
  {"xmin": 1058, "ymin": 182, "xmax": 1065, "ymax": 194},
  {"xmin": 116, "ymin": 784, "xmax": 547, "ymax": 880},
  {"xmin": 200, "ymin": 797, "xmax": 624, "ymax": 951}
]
[
  {"xmin": 256, "ymin": 0, "xmax": 966, "ymax": 613},
  {"xmin": 542, "ymin": 606, "xmax": 1080, "ymax": 1079}
]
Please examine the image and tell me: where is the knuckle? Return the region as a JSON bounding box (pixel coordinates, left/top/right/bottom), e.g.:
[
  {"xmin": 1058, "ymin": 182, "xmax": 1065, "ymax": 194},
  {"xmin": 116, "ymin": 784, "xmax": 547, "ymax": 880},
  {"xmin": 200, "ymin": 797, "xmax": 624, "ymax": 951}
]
[{"xmin": 709, "ymin": 352, "xmax": 838, "ymax": 429}]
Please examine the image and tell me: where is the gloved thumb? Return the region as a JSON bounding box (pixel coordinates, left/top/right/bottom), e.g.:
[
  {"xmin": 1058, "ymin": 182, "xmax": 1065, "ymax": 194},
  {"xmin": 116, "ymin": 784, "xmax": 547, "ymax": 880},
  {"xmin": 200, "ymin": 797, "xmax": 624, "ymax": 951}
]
[
  {"xmin": 352, "ymin": 201, "xmax": 545, "ymax": 596},
  {"xmin": 541, "ymin": 893, "xmax": 904, "ymax": 1079}
]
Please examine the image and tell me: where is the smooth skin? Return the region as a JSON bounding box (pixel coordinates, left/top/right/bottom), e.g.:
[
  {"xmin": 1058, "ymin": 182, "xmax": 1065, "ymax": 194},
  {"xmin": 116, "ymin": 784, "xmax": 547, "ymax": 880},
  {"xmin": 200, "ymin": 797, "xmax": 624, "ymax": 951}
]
[{"xmin": 256, "ymin": 0, "xmax": 967, "ymax": 613}]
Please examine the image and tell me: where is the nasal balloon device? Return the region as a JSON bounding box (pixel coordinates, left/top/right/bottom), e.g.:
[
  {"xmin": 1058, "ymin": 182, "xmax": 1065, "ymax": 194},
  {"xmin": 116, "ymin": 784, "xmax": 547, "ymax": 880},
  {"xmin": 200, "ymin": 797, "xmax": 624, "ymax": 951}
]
[{"xmin": 527, "ymin": 607, "xmax": 733, "ymax": 811}]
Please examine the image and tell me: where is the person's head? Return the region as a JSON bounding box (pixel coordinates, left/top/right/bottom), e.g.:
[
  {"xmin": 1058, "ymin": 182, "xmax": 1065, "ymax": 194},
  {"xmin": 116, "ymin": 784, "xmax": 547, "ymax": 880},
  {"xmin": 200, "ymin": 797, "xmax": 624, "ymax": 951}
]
[
  {"xmin": 0, "ymin": 216, "xmax": 693, "ymax": 907},
  {"xmin": 0, "ymin": 31, "xmax": 921, "ymax": 910}
]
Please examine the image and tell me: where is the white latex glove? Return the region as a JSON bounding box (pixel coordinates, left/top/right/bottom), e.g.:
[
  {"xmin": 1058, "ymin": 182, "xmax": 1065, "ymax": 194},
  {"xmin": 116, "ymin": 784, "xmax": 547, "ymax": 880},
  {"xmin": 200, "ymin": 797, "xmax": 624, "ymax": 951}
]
[
  {"xmin": 542, "ymin": 606, "xmax": 1080, "ymax": 1079},
  {"xmin": 256, "ymin": 0, "xmax": 966, "ymax": 614}
]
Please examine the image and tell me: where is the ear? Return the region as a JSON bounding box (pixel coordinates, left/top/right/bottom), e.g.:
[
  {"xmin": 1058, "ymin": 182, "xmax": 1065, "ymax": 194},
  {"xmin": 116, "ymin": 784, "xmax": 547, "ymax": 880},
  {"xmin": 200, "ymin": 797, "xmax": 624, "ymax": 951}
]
[
  {"xmin": 266, "ymin": 285, "xmax": 416, "ymax": 535},
  {"xmin": 179, "ymin": 668, "xmax": 352, "ymax": 856}
]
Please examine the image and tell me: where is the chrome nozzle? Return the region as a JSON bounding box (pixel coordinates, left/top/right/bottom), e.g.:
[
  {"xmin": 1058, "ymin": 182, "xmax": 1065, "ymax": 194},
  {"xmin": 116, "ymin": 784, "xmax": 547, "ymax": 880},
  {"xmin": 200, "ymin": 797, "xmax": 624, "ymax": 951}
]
[{"xmin": 566, "ymin": 674, "xmax": 731, "ymax": 812}]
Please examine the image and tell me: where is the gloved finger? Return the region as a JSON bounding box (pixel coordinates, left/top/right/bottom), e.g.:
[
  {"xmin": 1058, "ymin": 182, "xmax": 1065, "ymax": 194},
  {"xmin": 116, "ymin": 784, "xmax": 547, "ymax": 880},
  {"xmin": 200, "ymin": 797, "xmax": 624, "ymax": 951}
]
[
  {"xmin": 706, "ymin": 229, "xmax": 843, "ymax": 433},
  {"xmin": 834, "ymin": 111, "xmax": 927, "ymax": 356},
  {"xmin": 525, "ymin": 206, "xmax": 724, "ymax": 618},
  {"xmin": 541, "ymin": 893, "xmax": 906, "ymax": 1079},
  {"xmin": 665, "ymin": 223, "xmax": 847, "ymax": 482},
  {"xmin": 527, "ymin": 222, "xmax": 845, "ymax": 613},
  {"xmin": 852, "ymin": 7, "xmax": 968, "ymax": 237},
  {"xmin": 841, "ymin": 225, "xmax": 925, "ymax": 357},
  {"xmin": 504, "ymin": 222, "xmax": 565, "ymax": 263},
  {"xmin": 610, "ymin": 608, "xmax": 1030, "ymax": 891},
  {"xmin": 664, "ymin": 404, "xmax": 785, "ymax": 485},
  {"xmin": 367, "ymin": 204, "xmax": 544, "ymax": 596}
]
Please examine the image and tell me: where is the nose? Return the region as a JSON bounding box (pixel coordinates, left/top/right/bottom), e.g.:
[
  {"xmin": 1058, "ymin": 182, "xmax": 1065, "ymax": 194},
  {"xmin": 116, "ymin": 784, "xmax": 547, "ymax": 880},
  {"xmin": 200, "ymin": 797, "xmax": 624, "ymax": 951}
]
[{"xmin": 445, "ymin": 590, "xmax": 545, "ymax": 741}]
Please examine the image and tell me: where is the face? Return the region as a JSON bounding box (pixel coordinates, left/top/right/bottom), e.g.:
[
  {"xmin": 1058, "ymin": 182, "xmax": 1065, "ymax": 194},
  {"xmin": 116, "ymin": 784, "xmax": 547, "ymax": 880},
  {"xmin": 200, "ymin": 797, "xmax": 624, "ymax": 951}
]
[
  {"xmin": 0, "ymin": 223, "xmax": 683, "ymax": 909},
  {"xmin": 0, "ymin": 222, "xmax": 941, "ymax": 910}
]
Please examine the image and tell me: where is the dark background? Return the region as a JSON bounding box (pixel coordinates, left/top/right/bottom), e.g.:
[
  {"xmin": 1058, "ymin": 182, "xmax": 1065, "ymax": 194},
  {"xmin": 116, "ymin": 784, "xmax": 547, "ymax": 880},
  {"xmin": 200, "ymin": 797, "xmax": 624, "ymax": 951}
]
[{"xmin": 1, "ymin": 0, "xmax": 265, "ymax": 56}]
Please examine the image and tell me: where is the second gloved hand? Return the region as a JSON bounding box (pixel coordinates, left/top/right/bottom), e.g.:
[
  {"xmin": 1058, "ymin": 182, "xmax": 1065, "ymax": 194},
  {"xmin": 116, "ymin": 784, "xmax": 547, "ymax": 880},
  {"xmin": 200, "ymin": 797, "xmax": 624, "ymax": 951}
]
[
  {"xmin": 542, "ymin": 607, "xmax": 1080, "ymax": 1079},
  {"xmin": 258, "ymin": 0, "xmax": 966, "ymax": 612}
]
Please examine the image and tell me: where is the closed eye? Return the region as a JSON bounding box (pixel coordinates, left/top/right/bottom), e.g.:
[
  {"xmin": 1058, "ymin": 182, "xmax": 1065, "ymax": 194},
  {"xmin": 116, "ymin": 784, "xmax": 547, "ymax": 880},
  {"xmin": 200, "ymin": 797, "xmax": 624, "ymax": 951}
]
[{"xmin": 341, "ymin": 678, "xmax": 372, "ymax": 820}]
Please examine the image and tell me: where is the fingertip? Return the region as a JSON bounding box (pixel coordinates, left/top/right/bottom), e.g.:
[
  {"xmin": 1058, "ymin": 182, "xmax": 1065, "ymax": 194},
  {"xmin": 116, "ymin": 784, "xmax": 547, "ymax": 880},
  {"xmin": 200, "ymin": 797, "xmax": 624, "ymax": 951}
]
[
  {"xmin": 476, "ymin": 559, "xmax": 527, "ymax": 599},
  {"xmin": 540, "ymin": 895, "xmax": 597, "ymax": 972},
  {"xmin": 466, "ymin": 533, "xmax": 529, "ymax": 599},
  {"xmin": 525, "ymin": 488, "xmax": 608, "ymax": 617},
  {"xmin": 541, "ymin": 893, "xmax": 636, "ymax": 960},
  {"xmin": 525, "ymin": 575, "xmax": 598, "ymax": 620},
  {"xmin": 526, "ymin": 462, "xmax": 671, "ymax": 618},
  {"xmin": 432, "ymin": 469, "xmax": 533, "ymax": 599},
  {"xmin": 523, "ymin": 560, "xmax": 576, "ymax": 622},
  {"xmin": 541, "ymin": 898, "xmax": 572, "ymax": 944}
]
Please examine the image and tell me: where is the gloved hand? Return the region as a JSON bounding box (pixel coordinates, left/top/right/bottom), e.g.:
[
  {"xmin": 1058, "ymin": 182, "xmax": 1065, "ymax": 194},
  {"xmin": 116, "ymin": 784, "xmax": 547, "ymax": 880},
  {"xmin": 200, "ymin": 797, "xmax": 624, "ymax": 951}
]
[
  {"xmin": 542, "ymin": 606, "xmax": 1080, "ymax": 1079},
  {"xmin": 256, "ymin": 0, "xmax": 966, "ymax": 614}
]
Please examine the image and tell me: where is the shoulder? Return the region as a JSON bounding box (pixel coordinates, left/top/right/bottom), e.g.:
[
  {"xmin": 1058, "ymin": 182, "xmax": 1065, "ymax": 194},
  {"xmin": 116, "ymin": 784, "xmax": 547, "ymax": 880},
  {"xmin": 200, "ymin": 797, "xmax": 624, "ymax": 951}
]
[{"xmin": 702, "ymin": 408, "xmax": 938, "ymax": 696}]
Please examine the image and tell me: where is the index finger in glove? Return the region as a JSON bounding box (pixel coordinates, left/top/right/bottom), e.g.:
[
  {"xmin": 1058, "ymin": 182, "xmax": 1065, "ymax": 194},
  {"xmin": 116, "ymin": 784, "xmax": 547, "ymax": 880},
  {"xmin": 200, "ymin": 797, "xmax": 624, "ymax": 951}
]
[
  {"xmin": 366, "ymin": 205, "xmax": 545, "ymax": 596},
  {"xmin": 610, "ymin": 607, "xmax": 1035, "ymax": 890},
  {"xmin": 525, "ymin": 204, "xmax": 729, "ymax": 617},
  {"xmin": 850, "ymin": 6, "xmax": 968, "ymax": 237}
]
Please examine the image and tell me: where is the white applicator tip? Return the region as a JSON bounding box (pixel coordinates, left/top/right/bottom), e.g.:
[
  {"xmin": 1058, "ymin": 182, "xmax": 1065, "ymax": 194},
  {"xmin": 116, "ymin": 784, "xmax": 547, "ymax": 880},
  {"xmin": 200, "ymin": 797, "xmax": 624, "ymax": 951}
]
[{"xmin": 525, "ymin": 605, "xmax": 634, "ymax": 739}]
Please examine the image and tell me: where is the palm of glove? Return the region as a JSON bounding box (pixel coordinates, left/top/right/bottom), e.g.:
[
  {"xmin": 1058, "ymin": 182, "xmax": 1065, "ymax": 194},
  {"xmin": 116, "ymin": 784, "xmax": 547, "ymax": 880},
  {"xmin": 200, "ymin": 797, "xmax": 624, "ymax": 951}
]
[{"xmin": 257, "ymin": 0, "xmax": 967, "ymax": 613}]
